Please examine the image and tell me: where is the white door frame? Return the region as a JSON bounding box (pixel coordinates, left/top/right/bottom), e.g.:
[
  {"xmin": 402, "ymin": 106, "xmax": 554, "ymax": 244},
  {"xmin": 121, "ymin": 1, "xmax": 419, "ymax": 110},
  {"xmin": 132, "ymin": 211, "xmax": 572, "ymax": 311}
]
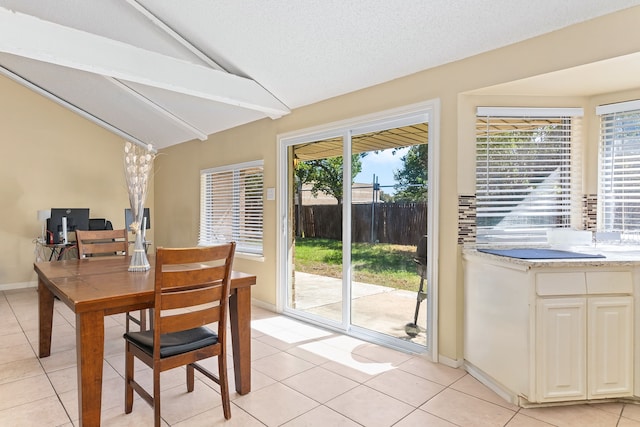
[{"xmin": 276, "ymin": 99, "xmax": 440, "ymax": 360}]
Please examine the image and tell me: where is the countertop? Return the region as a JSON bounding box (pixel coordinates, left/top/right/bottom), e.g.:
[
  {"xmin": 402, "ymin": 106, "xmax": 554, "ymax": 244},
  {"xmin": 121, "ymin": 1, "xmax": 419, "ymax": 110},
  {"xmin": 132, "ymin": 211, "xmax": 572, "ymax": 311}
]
[{"xmin": 462, "ymin": 245, "xmax": 640, "ymax": 269}]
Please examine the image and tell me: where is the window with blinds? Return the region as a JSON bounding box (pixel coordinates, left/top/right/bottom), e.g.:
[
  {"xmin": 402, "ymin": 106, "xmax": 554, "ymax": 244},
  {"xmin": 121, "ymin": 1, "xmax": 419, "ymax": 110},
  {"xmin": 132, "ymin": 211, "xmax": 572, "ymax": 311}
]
[
  {"xmin": 199, "ymin": 160, "xmax": 264, "ymax": 255},
  {"xmin": 597, "ymin": 100, "xmax": 640, "ymax": 233},
  {"xmin": 476, "ymin": 107, "xmax": 583, "ymax": 244}
]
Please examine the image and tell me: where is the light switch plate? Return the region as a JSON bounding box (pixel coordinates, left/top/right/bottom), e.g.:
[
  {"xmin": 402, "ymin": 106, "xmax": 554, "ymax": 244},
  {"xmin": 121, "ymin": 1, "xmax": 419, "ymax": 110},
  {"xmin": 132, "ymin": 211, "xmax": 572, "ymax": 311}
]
[{"xmin": 266, "ymin": 187, "xmax": 275, "ymax": 200}]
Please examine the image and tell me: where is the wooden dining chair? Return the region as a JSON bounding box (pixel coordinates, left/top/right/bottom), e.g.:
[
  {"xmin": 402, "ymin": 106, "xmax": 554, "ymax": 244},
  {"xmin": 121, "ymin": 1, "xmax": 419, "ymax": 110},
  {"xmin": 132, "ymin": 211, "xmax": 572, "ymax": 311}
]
[
  {"xmin": 75, "ymin": 229, "xmax": 148, "ymax": 332},
  {"xmin": 123, "ymin": 243, "xmax": 236, "ymax": 426}
]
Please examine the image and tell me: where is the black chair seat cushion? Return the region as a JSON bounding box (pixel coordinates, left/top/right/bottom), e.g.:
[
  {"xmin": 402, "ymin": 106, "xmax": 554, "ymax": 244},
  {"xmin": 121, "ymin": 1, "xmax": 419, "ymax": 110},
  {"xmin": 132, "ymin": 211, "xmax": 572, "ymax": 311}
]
[{"xmin": 124, "ymin": 327, "xmax": 218, "ymax": 358}]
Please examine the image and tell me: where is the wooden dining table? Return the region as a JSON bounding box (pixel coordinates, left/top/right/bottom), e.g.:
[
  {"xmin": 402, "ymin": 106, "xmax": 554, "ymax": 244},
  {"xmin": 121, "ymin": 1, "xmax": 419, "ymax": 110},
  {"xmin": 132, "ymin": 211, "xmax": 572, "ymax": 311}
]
[{"xmin": 34, "ymin": 255, "xmax": 256, "ymax": 427}]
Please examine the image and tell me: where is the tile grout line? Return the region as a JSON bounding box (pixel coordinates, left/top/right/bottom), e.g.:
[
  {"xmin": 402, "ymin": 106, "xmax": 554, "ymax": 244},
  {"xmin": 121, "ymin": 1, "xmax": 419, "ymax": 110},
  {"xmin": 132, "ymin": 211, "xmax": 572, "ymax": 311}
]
[{"xmin": 3, "ymin": 290, "xmax": 75, "ymax": 426}]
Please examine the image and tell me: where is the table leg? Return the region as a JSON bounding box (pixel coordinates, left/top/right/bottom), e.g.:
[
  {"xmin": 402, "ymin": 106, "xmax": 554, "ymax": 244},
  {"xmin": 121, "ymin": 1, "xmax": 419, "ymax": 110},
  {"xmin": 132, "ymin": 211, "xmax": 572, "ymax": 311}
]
[
  {"xmin": 229, "ymin": 286, "xmax": 251, "ymax": 395},
  {"xmin": 38, "ymin": 279, "xmax": 54, "ymax": 358},
  {"xmin": 76, "ymin": 310, "xmax": 104, "ymax": 427}
]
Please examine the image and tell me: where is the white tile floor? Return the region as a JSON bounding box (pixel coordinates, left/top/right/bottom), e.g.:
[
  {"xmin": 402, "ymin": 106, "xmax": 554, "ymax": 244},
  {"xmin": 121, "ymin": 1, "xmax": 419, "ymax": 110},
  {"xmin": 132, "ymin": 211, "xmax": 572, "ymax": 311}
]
[{"xmin": 2, "ymin": 287, "xmax": 640, "ymax": 426}]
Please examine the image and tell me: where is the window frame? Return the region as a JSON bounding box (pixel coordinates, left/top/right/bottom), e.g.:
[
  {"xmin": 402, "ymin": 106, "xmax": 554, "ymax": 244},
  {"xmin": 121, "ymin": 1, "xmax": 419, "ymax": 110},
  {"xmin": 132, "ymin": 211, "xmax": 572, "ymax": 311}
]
[
  {"xmin": 475, "ymin": 107, "xmax": 583, "ymax": 245},
  {"xmin": 199, "ymin": 160, "xmax": 264, "ymax": 256},
  {"xmin": 597, "ymin": 100, "xmax": 640, "ymax": 235}
]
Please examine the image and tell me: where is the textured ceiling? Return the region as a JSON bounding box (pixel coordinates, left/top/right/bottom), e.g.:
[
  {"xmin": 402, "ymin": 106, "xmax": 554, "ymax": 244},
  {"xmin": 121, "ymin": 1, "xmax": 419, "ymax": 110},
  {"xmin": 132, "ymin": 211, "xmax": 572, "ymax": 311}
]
[{"xmin": 0, "ymin": 0, "xmax": 639, "ymax": 149}]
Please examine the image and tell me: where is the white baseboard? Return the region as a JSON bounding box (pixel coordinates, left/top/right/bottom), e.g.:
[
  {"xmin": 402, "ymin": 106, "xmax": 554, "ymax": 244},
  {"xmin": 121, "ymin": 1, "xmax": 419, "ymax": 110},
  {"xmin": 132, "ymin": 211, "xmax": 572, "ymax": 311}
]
[
  {"xmin": 438, "ymin": 354, "xmax": 464, "ymax": 369},
  {"xmin": 0, "ymin": 281, "xmax": 37, "ymax": 292},
  {"xmin": 251, "ymin": 298, "xmax": 276, "ymax": 312},
  {"xmin": 464, "ymin": 360, "xmax": 518, "ymax": 405}
]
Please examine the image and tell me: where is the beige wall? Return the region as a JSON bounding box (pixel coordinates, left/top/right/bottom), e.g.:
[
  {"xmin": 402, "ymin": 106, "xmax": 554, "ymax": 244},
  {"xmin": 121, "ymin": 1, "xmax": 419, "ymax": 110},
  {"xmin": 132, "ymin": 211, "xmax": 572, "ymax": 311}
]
[
  {"xmin": 154, "ymin": 119, "xmax": 278, "ymax": 304},
  {"xmin": 4, "ymin": 6, "xmax": 640, "ymax": 363},
  {"xmin": 0, "ymin": 75, "xmax": 154, "ymax": 288}
]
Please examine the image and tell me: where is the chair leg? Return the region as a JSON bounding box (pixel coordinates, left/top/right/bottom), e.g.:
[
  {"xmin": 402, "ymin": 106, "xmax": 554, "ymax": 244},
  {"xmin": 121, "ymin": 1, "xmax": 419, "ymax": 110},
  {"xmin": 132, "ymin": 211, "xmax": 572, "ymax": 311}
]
[
  {"xmin": 124, "ymin": 343, "xmax": 134, "ymax": 414},
  {"xmin": 153, "ymin": 367, "xmax": 161, "ymax": 427},
  {"xmin": 138, "ymin": 309, "xmax": 146, "ymax": 331},
  {"xmin": 218, "ymin": 354, "xmax": 231, "ymax": 420},
  {"xmin": 186, "ymin": 364, "xmax": 195, "ymax": 392}
]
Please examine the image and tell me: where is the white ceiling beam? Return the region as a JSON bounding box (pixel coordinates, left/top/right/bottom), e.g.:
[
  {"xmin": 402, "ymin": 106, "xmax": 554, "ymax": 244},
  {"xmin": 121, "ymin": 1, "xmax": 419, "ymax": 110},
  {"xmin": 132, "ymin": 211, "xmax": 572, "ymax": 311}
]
[
  {"xmin": 0, "ymin": 7, "xmax": 290, "ymax": 118},
  {"xmin": 106, "ymin": 77, "xmax": 209, "ymax": 141},
  {"xmin": 123, "ymin": 0, "xmax": 228, "ymax": 73}
]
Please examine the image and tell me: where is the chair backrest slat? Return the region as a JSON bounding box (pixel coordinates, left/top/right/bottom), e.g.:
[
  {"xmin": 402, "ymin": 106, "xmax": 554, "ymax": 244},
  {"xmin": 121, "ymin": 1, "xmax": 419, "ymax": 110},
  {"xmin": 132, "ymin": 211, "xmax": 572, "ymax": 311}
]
[
  {"xmin": 160, "ymin": 285, "xmax": 223, "ymax": 311},
  {"xmin": 157, "ymin": 244, "xmax": 232, "ymax": 265},
  {"xmin": 76, "ymin": 229, "xmax": 128, "ymax": 258},
  {"xmin": 81, "ymin": 241, "xmax": 127, "ymax": 255},
  {"xmin": 159, "ymin": 307, "xmax": 221, "ymax": 335},
  {"xmin": 162, "ymin": 266, "xmax": 227, "ymax": 290}
]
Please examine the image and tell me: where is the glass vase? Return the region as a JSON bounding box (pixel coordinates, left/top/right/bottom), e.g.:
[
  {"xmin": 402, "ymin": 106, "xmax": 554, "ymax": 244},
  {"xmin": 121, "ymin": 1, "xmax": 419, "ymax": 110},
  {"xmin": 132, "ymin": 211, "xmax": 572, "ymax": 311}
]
[{"xmin": 128, "ymin": 230, "xmax": 150, "ymax": 272}]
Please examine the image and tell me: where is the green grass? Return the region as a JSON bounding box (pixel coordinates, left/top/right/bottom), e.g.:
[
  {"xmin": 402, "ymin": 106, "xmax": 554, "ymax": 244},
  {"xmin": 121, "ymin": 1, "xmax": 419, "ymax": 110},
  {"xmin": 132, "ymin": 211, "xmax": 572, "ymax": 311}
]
[{"xmin": 293, "ymin": 237, "xmax": 424, "ymax": 292}]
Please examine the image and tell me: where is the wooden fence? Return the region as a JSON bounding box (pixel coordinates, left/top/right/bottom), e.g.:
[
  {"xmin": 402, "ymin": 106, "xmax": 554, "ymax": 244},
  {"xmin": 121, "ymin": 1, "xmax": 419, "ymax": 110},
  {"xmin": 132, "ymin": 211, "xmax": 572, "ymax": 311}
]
[{"xmin": 297, "ymin": 203, "xmax": 427, "ymax": 246}]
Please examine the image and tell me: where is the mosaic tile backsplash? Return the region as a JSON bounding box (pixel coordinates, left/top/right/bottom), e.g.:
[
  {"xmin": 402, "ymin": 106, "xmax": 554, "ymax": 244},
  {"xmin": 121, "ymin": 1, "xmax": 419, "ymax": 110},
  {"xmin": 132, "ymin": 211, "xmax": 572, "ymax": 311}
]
[
  {"xmin": 583, "ymin": 194, "xmax": 597, "ymax": 231},
  {"xmin": 457, "ymin": 194, "xmax": 597, "ymax": 244},
  {"xmin": 458, "ymin": 195, "xmax": 476, "ymax": 245}
]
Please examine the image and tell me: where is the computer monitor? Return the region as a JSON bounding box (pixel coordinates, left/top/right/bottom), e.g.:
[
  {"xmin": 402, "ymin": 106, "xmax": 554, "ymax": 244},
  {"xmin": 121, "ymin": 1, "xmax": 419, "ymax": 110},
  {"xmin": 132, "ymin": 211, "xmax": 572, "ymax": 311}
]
[
  {"xmin": 88, "ymin": 218, "xmax": 113, "ymax": 231},
  {"xmin": 124, "ymin": 208, "xmax": 151, "ymax": 232},
  {"xmin": 47, "ymin": 208, "xmax": 90, "ymax": 244}
]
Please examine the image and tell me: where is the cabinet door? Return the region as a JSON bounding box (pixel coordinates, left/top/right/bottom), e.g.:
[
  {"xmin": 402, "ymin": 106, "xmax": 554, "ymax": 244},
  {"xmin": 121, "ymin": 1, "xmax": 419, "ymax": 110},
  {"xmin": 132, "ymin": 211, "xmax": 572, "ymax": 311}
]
[
  {"xmin": 588, "ymin": 296, "xmax": 634, "ymax": 398},
  {"xmin": 537, "ymin": 298, "xmax": 587, "ymax": 402}
]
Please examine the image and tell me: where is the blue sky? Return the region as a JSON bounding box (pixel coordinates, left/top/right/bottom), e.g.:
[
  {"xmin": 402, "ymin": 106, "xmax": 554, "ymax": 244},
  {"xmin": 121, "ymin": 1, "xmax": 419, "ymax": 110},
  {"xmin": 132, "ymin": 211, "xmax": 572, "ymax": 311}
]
[{"xmin": 354, "ymin": 147, "xmax": 408, "ymax": 194}]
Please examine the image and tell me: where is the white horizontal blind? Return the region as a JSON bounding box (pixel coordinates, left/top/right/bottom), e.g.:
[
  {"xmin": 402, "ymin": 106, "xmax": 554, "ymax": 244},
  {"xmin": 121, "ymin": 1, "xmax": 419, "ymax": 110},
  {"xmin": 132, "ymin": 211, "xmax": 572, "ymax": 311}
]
[
  {"xmin": 199, "ymin": 161, "xmax": 264, "ymax": 255},
  {"xmin": 598, "ymin": 104, "xmax": 640, "ymax": 232},
  {"xmin": 476, "ymin": 108, "xmax": 581, "ymax": 244}
]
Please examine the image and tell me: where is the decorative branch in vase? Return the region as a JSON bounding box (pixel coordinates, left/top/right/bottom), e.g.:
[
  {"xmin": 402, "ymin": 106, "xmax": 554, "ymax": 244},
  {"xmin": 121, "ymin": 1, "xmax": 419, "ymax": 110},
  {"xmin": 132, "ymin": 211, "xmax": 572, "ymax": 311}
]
[{"xmin": 124, "ymin": 141, "xmax": 155, "ymax": 272}]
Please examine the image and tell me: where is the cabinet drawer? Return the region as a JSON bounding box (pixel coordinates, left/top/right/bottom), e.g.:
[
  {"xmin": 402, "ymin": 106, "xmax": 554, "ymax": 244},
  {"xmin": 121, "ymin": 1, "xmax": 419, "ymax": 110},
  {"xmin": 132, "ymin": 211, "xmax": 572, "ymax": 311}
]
[
  {"xmin": 536, "ymin": 272, "xmax": 586, "ymax": 296},
  {"xmin": 586, "ymin": 271, "xmax": 632, "ymax": 294}
]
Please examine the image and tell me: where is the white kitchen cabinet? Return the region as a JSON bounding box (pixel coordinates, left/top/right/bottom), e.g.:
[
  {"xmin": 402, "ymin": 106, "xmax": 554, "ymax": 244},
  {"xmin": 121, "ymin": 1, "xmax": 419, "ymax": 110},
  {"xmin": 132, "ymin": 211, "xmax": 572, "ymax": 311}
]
[
  {"xmin": 535, "ymin": 296, "xmax": 634, "ymax": 402},
  {"xmin": 588, "ymin": 296, "xmax": 633, "ymax": 398},
  {"xmin": 536, "ymin": 298, "xmax": 586, "ymax": 401},
  {"xmin": 463, "ymin": 250, "xmax": 637, "ymax": 406}
]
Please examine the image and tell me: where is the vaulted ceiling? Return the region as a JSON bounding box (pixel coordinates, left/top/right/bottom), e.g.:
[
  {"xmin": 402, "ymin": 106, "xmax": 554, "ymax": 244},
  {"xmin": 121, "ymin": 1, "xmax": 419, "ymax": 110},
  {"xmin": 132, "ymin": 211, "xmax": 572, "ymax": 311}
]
[{"xmin": 1, "ymin": 1, "xmax": 639, "ymax": 149}]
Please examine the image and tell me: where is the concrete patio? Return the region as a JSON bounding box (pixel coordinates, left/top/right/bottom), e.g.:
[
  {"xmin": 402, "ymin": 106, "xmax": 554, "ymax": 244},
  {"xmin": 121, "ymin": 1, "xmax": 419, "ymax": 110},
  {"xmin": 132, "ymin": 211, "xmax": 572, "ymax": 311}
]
[{"xmin": 291, "ymin": 272, "xmax": 427, "ymax": 347}]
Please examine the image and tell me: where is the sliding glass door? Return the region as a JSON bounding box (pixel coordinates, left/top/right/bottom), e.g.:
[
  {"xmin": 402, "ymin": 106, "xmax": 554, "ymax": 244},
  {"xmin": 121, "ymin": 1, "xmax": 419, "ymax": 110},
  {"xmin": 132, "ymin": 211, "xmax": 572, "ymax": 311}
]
[
  {"xmin": 279, "ymin": 102, "xmax": 438, "ymax": 354},
  {"xmin": 286, "ymin": 136, "xmax": 345, "ymax": 326},
  {"xmin": 349, "ymin": 126, "xmax": 428, "ymax": 347}
]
